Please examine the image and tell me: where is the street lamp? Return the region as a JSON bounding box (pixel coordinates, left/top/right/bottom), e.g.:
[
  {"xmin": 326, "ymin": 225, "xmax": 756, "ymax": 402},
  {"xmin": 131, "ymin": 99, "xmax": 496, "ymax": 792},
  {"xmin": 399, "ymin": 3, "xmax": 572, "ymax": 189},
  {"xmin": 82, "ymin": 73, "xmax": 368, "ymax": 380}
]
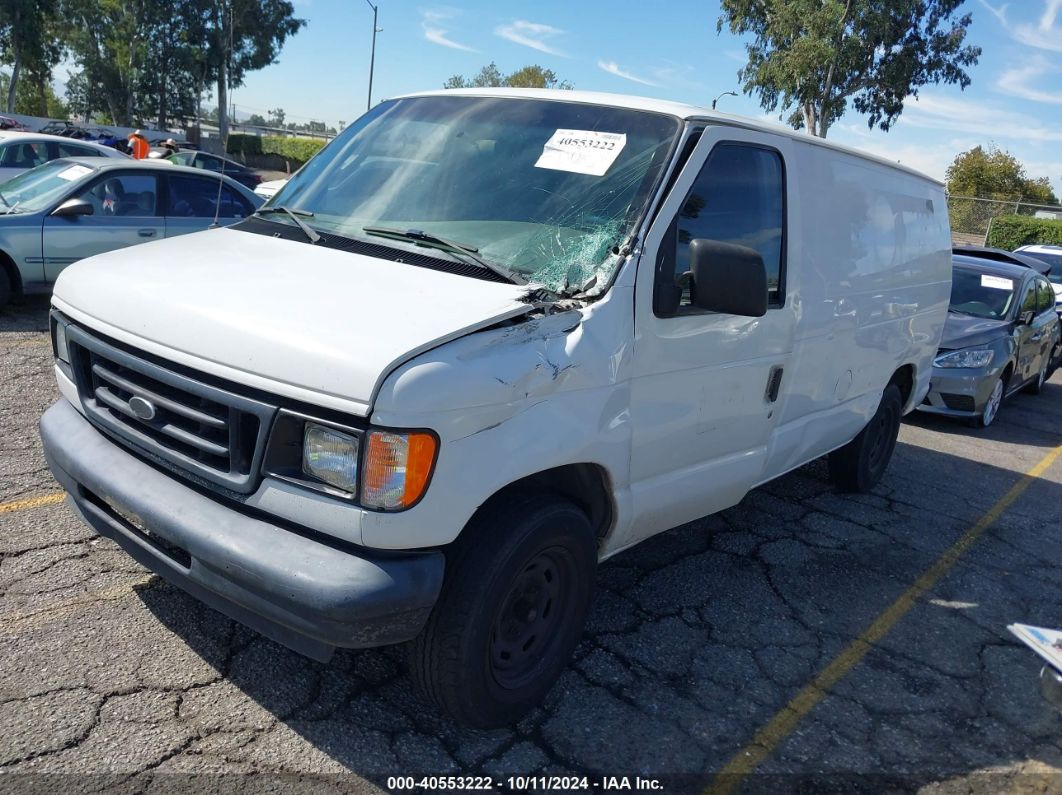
[
  {"xmin": 712, "ymin": 91, "xmax": 738, "ymax": 111},
  {"xmin": 365, "ymin": 0, "xmax": 382, "ymax": 111}
]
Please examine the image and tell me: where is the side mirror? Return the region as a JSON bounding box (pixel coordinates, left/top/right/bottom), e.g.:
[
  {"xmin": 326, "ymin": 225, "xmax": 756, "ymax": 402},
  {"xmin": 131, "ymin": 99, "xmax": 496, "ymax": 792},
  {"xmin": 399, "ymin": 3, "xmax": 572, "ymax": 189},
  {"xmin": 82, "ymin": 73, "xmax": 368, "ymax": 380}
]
[
  {"xmin": 1019, "ymin": 310, "xmax": 1036, "ymax": 326},
  {"xmin": 685, "ymin": 239, "xmax": 768, "ymax": 317},
  {"xmin": 51, "ymin": 198, "xmax": 94, "ymax": 218}
]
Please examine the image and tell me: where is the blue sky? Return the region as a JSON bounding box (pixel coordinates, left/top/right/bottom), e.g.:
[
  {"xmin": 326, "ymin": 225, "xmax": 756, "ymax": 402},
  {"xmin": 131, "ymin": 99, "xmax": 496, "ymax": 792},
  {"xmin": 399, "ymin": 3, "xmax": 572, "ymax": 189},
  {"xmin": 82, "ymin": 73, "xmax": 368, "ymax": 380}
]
[{"xmin": 229, "ymin": 0, "xmax": 1062, "ymax": 195}]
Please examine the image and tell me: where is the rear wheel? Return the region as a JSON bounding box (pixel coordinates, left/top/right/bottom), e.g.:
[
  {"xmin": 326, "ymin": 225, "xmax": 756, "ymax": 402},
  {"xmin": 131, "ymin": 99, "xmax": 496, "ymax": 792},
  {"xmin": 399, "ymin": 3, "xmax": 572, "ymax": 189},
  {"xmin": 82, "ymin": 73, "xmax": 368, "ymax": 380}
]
[
  {"xmin": 1026, "ymin": 354, "xmax": 1051, "ymax": 395},
  {"xmin": 828, "ymin": 384, "xmax": 902, "ymax": 493},
  {"xmin": 410, "ymin": 491, "xmax": 596, "ymax": 728}
]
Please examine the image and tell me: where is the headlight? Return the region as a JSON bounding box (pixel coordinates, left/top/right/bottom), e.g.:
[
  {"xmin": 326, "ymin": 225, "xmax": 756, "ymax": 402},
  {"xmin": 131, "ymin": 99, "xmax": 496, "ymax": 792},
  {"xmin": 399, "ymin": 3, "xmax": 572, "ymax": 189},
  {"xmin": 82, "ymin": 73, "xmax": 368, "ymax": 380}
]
[
  {"xmin": 934, "ymin": 348, "xmax": 994, "ymax": 368},
  {"xmin": 302, "ymin": 423, "xmax": 359, "ymax": 494},
  {"xmin": 50, "ymin": 313, "xmax": 70, "ymax": 363},
  {"xmin": 361, "ymin": 429, "xmax": 438, "ymax": 510}
]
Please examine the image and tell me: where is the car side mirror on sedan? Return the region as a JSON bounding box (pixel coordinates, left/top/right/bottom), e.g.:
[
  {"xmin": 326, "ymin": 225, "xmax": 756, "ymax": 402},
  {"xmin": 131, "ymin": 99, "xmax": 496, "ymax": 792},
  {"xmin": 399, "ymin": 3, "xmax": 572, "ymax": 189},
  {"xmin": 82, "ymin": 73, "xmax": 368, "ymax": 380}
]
[
  {"xmin": 1019, "ymin": 310, "xmax": 1036, "ymax": 326},
  {"xmin": 51, "ymin": 198, "xmax": 94, "ymax": 218}
]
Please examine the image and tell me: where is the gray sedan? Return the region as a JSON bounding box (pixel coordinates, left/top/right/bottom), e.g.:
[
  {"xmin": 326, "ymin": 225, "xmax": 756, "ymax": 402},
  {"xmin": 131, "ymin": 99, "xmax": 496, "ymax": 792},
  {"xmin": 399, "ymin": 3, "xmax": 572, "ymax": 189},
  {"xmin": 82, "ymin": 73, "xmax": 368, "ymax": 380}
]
[
  {"xmin": 0, "ymin": 158, "xmax": 263, "ymax": 307},
  {"xmin": 918, "ymin": 254, "xmax": 1061, "ymax": 427}
]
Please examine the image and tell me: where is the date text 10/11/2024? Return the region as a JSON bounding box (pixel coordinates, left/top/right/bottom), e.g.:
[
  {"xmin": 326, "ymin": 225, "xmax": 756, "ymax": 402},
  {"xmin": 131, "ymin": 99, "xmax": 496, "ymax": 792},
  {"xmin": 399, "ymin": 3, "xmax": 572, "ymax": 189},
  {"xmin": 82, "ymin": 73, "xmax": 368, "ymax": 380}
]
[{"xmin": 386, "ymin": 776, "xmax": 664, "ymax": 790}]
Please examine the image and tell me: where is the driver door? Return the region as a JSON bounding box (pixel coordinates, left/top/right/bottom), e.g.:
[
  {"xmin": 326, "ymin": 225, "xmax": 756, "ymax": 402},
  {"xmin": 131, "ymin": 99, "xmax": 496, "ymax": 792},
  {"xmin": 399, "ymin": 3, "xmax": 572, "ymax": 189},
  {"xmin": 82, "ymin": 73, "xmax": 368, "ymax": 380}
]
[{"xmin": 42, "ymin": 172, "xmax": 164, "ymax": 281}]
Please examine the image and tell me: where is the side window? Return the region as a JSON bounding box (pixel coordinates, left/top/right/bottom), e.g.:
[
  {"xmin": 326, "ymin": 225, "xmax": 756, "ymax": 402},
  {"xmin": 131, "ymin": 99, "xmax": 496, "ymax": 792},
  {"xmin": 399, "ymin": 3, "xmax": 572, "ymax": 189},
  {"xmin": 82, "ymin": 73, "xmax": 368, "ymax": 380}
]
[
  {"xmin": 657, "ymin": 143, "xmax": 785, "ymax": 315},
  {"xmin": 1019, "ymin": 281, "xmax": 1038, "ymax": 316},
  {"xmin": 196, "ymin": 154, "xmax": 223, "ymax": 172},
  {"xmin": 166, "ymin": 175, "xmax": 249, "ymax": 219},
  {"xmin": 1037, "ymin": 278, "xmax": 1054, "ymax": 312},
  {"xmin": 1, "ymin": 142, "xmax": 47, "ymax": 169},
  {"xmin": 57, "ymin": 143, "xmax": 95, "ymax": 158},
  {"xmin": 77, "ymin": 174, "xmax": 158, "ymax": 217}
]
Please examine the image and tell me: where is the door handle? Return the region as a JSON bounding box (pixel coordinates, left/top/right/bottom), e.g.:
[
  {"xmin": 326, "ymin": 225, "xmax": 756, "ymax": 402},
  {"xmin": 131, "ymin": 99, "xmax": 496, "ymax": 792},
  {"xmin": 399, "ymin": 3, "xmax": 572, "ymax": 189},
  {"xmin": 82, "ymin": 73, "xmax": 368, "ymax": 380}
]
[
  {"xmin": 765, "ymin": 366, "xmax": 784, "ymax": 403},
  {"xmin": 137, "ymin": 229, "xmax": 156, "ymax": 237},
  {"xmin": 1031, "ymin": 332, "xmax": 1044, "ymax": 342}
]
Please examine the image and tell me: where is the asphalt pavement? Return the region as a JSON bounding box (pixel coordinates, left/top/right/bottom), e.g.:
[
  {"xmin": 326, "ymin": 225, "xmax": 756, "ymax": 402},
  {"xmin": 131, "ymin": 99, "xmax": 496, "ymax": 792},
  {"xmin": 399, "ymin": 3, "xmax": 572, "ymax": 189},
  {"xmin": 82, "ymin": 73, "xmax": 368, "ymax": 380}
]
[{"xmin": 2, "ymin": 295, "xmax": 1061, "ymax": 793}]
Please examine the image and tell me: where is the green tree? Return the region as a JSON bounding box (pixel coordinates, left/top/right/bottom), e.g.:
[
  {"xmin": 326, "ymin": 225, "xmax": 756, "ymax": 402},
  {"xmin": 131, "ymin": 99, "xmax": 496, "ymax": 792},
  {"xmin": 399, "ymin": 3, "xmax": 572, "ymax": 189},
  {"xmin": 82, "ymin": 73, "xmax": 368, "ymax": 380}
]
[
  {"xmin": 268, "ymin": 106, "xmax": 285, "ymax": 126},
  {"xmin": 193, "ymin": 0, "xmax": 305, "ymax": 140},
  {"xmin": 444, "ymin": 62, "xmax": 572, "ymax": 90},
  {"xmin": 246, "ymin": 112, "xmax": 266, "ymax": 125},
  {"xmin": 0, "ymin": 69, "xmax": 66, "ymax": 116},
  {"xmin": 946, "ymin": 145, "xmax": 1058, "ymax": 204},
  {"xmin": 718, "ymin": 0, "xmax": 980, "ymax": 138},
  {"xmin": 0, "ymin": 0, "xmax": 64, "ymax": 114}
]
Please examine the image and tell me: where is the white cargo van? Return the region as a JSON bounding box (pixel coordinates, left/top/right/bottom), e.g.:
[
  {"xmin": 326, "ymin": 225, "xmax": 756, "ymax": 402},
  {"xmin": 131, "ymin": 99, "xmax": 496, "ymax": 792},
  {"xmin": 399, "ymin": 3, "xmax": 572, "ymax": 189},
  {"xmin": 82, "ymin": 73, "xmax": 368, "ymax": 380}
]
[{"xmin": 40, "ymin": 89, "xmax": 951, "ymax": 727}]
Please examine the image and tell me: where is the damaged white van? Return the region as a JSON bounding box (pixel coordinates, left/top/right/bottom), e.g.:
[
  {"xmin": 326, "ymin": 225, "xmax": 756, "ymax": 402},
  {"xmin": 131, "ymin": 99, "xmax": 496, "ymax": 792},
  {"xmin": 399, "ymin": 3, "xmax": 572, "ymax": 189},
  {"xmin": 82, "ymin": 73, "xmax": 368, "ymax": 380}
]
[{"xmin": 40, "ymin": 89, "xmax": 951, "ymax": 727}]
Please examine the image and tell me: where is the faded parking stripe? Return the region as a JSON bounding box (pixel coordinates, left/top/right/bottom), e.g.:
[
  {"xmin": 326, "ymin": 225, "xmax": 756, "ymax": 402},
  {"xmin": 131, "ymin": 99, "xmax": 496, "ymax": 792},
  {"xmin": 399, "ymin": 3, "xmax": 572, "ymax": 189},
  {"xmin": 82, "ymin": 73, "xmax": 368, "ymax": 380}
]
[
  {"xmin": 708, "ymin": 442, "xmax": 1062, "ymax": 795},
  {"xmin": 0, "ymin": 492, "xmax": 65, "ymax": 514}
]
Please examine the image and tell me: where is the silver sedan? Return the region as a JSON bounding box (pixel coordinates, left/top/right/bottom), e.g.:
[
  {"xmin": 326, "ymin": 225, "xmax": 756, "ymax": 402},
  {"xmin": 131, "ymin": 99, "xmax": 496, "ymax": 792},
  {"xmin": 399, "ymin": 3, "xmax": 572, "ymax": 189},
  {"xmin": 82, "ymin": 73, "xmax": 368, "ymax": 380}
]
[{"xmin": 0, "ymin": 158, "xmax": 263, "ymax": 307}]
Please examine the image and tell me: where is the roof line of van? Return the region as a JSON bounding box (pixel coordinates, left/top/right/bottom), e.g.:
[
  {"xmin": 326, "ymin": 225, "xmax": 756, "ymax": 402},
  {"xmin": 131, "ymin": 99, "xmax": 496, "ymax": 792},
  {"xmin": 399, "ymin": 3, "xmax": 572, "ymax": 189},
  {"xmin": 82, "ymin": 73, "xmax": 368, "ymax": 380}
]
[{"xmin": 394, "ymin": 87, "xmax": 945, "ymax": 187}]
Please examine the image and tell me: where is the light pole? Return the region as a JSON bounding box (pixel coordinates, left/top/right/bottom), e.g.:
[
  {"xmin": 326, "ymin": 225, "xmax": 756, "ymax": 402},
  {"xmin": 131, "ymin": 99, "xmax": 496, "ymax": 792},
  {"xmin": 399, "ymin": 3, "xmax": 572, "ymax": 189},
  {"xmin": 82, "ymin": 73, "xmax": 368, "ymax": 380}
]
[
  {"xmin": 365, "ymin": 0, "xmax": 382, "ymax": 111},
  {"xmin": 712, "ymin": 91, "xmax": 738, "ymax": 111}
]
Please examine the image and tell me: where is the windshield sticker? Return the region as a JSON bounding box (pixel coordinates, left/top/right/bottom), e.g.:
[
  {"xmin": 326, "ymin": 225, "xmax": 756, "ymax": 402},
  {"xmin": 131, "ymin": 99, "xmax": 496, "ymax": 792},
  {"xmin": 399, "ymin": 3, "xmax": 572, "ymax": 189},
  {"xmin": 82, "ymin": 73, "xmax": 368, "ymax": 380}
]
[
  {"xmin": 534, "ymin": 130, "xmax": 627, "ymax": 176},
  {"xmin": 56, "ymin": 164, "xmax": 94, "ymax": 181},
  {"xmin": 981, "ymin": 274, "xmax": 1013, "ymax": 291}
]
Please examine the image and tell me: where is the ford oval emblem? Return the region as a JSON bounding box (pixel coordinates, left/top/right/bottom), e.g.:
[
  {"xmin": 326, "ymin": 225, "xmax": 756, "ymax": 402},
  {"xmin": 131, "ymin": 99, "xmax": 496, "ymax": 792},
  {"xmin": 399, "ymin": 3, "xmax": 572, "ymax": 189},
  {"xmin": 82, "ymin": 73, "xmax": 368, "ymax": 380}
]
[{"xmin": 128, "ymin": 396, "xmax": 157, "ymax": 421}]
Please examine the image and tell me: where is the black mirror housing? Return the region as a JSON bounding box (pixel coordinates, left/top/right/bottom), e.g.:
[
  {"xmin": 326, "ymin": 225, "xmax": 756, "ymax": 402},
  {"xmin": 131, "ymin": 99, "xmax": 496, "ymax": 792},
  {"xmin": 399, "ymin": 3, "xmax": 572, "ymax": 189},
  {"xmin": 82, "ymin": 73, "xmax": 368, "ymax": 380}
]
[
  {"xmin": 687, "ymin": 238, "xmax": 768, "ymax": 317},
  {"xmin": 51, "ymin": 198, "xmax": 94, "ymax": 218},
  {"xmin": 1019, "ymin": 310, "xmax": 1036, "ymax": 326}
]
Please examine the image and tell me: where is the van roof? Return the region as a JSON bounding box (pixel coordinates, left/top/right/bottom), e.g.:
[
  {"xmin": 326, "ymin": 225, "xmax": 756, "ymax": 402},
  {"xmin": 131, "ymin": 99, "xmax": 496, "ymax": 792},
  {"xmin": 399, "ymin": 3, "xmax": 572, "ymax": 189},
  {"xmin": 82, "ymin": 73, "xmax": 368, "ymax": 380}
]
[{"xmin": 398, "ymin": 87, "xmax": 944, "ymax": 185}]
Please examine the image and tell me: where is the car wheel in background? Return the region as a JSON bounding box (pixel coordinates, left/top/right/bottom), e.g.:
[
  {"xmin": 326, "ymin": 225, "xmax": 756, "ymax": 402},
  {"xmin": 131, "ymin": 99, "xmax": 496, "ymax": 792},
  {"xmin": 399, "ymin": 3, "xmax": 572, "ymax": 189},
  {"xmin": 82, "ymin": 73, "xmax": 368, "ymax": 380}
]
[
  {"xmin": 828, "ymin": 383, "xmax": 902, "ymax": 493},
  {"xmin": 0, "ymin": 268, "xmax": 11, "ymax": 309},
  {"xmin": 410, "ymin": 491, "xmax": 597, "ymax": 728},
  {"xmin": 977, "ymin": 375, "xmax": 1006, "ymax": 427},
  {"xmin": 1026, "ymin": 356, "xmax": 1050, "ymax": 395}
]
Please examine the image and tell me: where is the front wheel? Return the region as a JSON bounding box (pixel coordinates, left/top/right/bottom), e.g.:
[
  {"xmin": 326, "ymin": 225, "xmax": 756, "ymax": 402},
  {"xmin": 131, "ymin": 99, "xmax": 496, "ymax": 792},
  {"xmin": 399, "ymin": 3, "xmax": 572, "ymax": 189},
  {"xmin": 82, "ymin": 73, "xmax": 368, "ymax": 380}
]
[
  {"xmin": 1027, "ymin": 352, "xmax": 1052, "ymax": 395},
  {"xmin": 828, "ymin": 384, "xmax": 902, "ymax": 493},
  {"xmin": 976, "ymin": 375, "xmax": 1006, "ymax": 427},
  {"xmin": 410, "ymin": 492, "xmax": 597, "ymax": 728}
]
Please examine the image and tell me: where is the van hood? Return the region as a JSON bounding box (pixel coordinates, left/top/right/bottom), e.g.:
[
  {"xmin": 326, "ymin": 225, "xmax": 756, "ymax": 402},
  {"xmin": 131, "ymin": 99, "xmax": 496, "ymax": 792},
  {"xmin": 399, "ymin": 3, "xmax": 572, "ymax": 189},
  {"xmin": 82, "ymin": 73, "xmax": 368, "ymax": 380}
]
[
  {"xmin": 939, "ymin": 311, "xmax": 1012, "ymax": 350},
  {"xmin": 52, "ymin": 227, "xmax": 535, "ymax": 416}
]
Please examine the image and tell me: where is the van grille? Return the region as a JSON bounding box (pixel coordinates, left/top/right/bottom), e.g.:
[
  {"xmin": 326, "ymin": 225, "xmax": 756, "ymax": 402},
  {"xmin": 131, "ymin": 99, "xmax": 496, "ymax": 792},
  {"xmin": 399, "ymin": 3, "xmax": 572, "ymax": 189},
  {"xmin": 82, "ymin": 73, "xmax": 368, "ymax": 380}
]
[{"xmin": 67, "ymin": 326, "xmax": 275, "ymax": 494}]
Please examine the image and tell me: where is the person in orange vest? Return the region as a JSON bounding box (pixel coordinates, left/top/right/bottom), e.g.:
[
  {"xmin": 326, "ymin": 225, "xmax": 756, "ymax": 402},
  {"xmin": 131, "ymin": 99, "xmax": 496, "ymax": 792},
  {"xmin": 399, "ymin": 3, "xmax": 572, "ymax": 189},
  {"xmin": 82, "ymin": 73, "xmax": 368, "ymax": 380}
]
[{"xmin": 127, "ymin": 129, "xmax": 149, "ymax": 159}]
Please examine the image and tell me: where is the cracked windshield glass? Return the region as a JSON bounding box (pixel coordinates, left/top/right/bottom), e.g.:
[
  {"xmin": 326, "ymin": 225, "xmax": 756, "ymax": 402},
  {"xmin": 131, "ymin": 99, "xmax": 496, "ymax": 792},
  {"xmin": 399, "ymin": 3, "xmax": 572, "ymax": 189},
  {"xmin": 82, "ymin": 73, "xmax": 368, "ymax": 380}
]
[{"xmin": 268, "ymin": 95, "xmax": 680, "ymax": 293}]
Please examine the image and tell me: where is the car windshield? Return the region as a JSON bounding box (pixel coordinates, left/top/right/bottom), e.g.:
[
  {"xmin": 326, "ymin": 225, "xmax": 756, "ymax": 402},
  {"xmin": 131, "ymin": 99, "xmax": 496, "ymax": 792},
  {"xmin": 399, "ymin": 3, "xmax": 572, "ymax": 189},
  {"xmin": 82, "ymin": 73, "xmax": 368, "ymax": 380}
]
[
  {"xmin": 950, "ymin": 265, "xmax": 1016, "ymax": 319},
  {"xmin": 267, "ymin": 95, "xmax": 681, "ymax": 293},
  {"xmin": 0, "ymin": 159, "xmax": 97, "ymax": 214}
]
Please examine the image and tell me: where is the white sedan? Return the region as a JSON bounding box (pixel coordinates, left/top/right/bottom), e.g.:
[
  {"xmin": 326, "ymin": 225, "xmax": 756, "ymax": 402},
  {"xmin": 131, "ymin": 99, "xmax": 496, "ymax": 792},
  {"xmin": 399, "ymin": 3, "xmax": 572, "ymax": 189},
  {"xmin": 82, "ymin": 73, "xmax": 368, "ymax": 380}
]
[
  {"xmin": 0, "ymin": 131, "xmax": 128, "ymax": 183},
  {"xmin": 254, "ymin": 177, "xmax": 288, "ymax": 200}
]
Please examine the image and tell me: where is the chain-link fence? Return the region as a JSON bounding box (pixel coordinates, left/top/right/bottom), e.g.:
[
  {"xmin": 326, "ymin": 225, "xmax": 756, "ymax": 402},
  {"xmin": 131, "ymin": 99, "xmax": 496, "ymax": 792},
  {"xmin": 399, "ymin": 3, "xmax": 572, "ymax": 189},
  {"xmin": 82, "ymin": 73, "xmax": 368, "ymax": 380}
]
[{"xmin": 947, "ymin": 195, "xmax": 1062, "ymax": 246}]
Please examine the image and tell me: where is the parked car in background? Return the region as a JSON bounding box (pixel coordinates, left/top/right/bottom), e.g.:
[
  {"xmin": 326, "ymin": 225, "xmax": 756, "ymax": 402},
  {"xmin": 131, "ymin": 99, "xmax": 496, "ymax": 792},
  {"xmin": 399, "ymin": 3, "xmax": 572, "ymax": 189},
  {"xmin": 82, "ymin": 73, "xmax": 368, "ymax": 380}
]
[
  {"xmin": 0, "ymin": 158, "xmax": 262, "ymax": 307},
  {"xmin": 953, "ymin": 244, "xmax": 1052, "ymax": 275},
  {"xmin": 164, "ymin": 150, "xmax": 262, "ymax": 190},
  {"xmin": 918, "ymin": 253, "xmax": 1061, "ymax": 427},
  {"xmin": 254, "ymin": 177, "xmax": 288, "ymax": 199},
  {"xmin": 1015, "ymin": 244, "xmax": 1062, "ymax": 315},
  {"xmin": 0, "ymin": 115, "xmax": 29, "ymax": 132},
  {"xmin": 0, "ymin": 131, "xmax": 128, "ymax": 182}
]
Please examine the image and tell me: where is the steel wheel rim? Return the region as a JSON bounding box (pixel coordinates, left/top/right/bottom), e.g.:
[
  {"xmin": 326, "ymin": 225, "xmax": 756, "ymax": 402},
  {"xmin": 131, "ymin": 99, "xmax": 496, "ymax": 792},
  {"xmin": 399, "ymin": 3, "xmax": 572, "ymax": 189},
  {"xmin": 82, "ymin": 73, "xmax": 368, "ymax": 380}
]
[
  {"xmin": 983, "ymin": 379, "xmax": 1003, "ymax": 425},
  {"xmin": 489, "ymin": 546, "xmax": 573, "ymax": 690}
]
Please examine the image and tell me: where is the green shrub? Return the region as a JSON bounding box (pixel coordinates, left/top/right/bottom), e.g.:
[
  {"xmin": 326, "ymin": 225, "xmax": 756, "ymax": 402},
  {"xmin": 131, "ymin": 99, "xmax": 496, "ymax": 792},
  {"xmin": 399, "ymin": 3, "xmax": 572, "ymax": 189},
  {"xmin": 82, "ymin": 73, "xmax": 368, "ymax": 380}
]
[
  {"xmin": 986, "ymin": 215, "xmax": 1062, "ymax": 249},
  {"xmin": 260, "ymin": 136, "xmax": 326, "ymax": 166},
  {"xmin": 226, "ymin": 134, "xmax": 262, "ymax": 156}
]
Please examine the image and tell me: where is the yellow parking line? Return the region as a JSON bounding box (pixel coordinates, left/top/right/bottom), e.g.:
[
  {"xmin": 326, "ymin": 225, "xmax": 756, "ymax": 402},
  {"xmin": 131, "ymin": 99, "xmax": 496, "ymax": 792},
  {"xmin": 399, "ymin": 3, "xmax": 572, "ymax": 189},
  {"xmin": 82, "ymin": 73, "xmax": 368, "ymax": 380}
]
[
  {"xmin": 708, "ymin": 443, "xmax": 1062, "ymax": 795},
  {"xmin": 0, "ymin": 492, "xmax": 65, "ymax": 514}
]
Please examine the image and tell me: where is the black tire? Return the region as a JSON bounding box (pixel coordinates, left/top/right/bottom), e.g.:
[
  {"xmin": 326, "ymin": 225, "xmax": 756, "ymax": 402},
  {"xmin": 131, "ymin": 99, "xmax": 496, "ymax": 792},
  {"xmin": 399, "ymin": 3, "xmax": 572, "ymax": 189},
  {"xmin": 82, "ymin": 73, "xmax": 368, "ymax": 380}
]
[
  {"xmin": 1025, "ymin": 353, "xmax": 1051, "ymax": 395},
  {"xmin": 410, "ymin": 491, "xmax": 597, "ymax": 728},
  {"xmin": 828, "ymin": 384, "xmax": 903, "ymax": 493},
  {"xmin": 0, "ymin": 268, "xmax": 11, "ymax": 310}
]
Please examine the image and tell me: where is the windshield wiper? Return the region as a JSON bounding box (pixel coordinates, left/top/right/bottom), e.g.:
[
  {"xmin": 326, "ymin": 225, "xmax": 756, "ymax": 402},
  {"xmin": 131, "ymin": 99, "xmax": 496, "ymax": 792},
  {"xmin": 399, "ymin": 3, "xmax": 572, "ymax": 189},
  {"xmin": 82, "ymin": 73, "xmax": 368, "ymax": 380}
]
[
  {"xmin": 254, "ymin": 206, "xmax": 320, "ymax": 244},
  {"xmin": 0, "ymin": 190, "xmax": 8, "ymax": 208},
  {"xmin": 363, "ymin": 226, "xmax": 526, "ymax": 285}
]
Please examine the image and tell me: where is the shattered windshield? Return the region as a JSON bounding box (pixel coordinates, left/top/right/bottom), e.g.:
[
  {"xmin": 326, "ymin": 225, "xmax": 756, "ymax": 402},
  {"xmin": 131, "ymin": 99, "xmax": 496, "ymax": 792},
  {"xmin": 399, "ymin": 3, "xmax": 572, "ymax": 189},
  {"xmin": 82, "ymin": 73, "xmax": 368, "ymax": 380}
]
[{"xmin": 268, "ymin": 95, "xmax": 680, "ymax": 294}]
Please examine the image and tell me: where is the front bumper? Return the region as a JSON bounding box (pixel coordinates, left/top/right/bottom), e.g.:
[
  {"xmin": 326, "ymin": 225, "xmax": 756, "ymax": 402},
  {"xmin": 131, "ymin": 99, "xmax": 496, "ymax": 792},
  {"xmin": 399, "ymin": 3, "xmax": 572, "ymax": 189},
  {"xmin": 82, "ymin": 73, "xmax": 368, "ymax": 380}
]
[
  {"xmin": 916, "ymin": 366, "xmax": 1000, "ymax": 419},
  {"xmin": 40, "ymin": 399, "xmax": 445, "ymax": 662}
]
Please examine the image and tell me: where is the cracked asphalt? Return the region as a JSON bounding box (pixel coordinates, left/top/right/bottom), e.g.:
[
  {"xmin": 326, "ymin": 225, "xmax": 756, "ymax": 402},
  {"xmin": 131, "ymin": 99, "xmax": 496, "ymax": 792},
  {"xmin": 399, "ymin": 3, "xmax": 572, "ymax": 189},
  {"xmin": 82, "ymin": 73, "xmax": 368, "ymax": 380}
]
[{"xmin": 2, "ymin": 295, "xmax": 1061, "ymax": 793}]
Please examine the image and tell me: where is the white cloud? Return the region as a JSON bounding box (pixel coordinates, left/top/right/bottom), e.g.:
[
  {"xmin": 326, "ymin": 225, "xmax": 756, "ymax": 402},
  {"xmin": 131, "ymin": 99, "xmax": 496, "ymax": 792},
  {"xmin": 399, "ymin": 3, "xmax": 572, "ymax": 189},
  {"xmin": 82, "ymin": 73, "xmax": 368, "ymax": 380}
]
[
  {"xmin": 1007, "ymin": 0, "xmax": 1062, "ymax": 51},
  {"xmin": 976, "ymin": 0, "xmax": 1009, "ymax": 26},
  {"xmin": 648, "ymin": 61, "xmax": 703, "ymax": 91},
  {"xmin": 597, "ymin": 60, "xmax": 658, "ymax": 87},
  {"xmin": 494, "ymin": 20, "xmax": 566, "ymax": 57},
  {"xmin": 421, "ymin": 9, "xmax": 476, "ymax": 52},
  {"xmin": 900, "ymin": 93, "xmax": 1062, "ymax": 143},
  {"xmin": 997, "ymin": 59, "xmax": 1062, "ymax": 104}
]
